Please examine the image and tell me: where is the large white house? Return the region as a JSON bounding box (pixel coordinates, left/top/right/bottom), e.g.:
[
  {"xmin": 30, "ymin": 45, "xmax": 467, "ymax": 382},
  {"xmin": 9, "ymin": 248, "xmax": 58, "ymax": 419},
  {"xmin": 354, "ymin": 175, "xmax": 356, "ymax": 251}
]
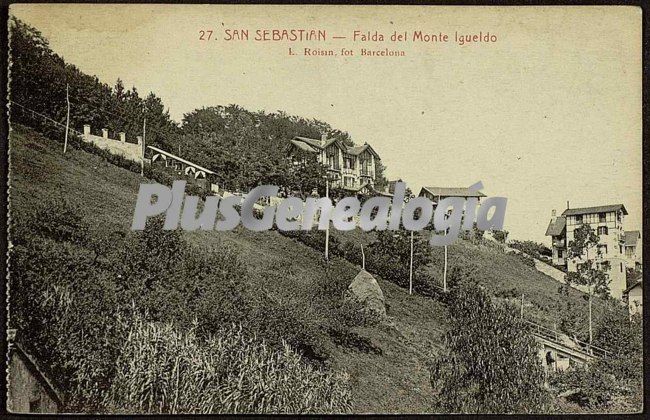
[
  {"xmin": 287, "ymin": 135, "xmax": 382, "ymax": 193},
  {"xmin": 545, "ymin": 204, "xmax": 636, "ymax": 300}
]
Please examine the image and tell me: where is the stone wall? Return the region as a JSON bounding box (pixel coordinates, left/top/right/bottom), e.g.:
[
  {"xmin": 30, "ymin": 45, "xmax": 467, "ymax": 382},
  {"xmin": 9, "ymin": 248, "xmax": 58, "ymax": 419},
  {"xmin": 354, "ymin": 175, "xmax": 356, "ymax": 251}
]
[{"xmin": 82, "ymin": 125, "xmax": 142, "ymax": 163}]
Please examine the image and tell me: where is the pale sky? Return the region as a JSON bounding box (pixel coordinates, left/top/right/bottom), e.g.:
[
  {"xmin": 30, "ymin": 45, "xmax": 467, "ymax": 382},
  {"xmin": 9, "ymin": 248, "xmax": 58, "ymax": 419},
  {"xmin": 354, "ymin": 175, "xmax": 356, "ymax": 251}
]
[{"xmin": 10, "ymin": 5, "xmax": 642, "ymax": 243}]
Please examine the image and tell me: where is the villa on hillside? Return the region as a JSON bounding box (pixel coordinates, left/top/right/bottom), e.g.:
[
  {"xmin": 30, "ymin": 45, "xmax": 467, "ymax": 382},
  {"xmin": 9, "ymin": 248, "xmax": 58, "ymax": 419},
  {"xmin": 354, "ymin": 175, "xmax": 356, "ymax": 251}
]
[
  {"xmin": 545, "ymin": 204, "xmax": 634, "ymax": 300},
  {"xmin": 287, "ymin": 135, "xmax": 382, "ymax": 193}
]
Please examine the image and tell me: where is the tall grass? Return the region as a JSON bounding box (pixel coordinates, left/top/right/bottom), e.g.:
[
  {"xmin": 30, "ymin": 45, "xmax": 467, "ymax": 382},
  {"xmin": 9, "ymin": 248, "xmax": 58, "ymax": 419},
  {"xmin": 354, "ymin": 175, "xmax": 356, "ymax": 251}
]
[{"xmin": 104, "ymin": 315, "xmax": 352, "ymax": 414}]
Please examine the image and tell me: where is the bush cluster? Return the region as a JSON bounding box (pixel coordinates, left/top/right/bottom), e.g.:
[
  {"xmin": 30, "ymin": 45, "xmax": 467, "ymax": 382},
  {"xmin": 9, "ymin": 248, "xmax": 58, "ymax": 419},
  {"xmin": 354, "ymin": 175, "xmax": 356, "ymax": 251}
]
[
  {"xmin": 9, "ymin": 196, "xmax": 353, "ymax": 412},
  {"xmin": 104, "ymin": 316, "xmax": 352, "ymax": 414},
  {"xmin": 428, "ymin": 279, "xmax": 550, "ymax": 413}
]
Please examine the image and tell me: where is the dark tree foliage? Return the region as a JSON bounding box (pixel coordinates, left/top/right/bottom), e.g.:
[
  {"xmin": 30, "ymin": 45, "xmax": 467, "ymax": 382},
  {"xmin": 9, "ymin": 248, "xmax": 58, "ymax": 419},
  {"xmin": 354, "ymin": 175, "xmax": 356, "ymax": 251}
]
[
  {"xmin": 549, "ymin": 308, "xmax": 642, "ymax": 411},
  {"xmin": 177, "ymin": 106, "xmax": 386, "ymax": 193},
  {"xmin": 9, "ymin": 198, "xmax": 250, "ymax": 410},
  {"xmin": 10, "ymin": 17, "xmax": 387, "ymax": 196},
  {"xmin": 429, "ymin": 280, "xmax": 550, "ymax": 413},
  {"xmin": 9, "ymin": 18, "xmax": 180, "ymax": 150}
]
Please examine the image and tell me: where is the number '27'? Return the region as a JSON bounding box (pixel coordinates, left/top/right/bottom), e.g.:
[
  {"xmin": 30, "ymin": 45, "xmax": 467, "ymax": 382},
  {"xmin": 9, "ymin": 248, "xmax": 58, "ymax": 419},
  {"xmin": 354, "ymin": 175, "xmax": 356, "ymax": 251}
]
[{"xmin": 199, "ymin": 30, "xmax": 213, "ymax": 41}]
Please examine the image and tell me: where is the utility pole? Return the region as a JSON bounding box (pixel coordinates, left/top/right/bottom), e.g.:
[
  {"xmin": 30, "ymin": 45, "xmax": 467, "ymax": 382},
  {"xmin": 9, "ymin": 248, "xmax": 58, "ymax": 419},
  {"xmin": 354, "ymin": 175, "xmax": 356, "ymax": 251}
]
[
  {"xmin": 324, "ymin": 176, "xmax": 329, "ymax": 261},
  {"xmin": 361, "ymin": 243, "xmax": 365, "ymax": 270},
  {"xmin": 589, "ymin": 278, "xmax": 593, "ymax": 351},
  {"xmin": 63, "ymin": 84, "xmax": 70, "ymax": 153},
  {"xmin": 409, "ymin": 230, "xmax": 414, "ymax": 295},
  {"xmin": 586, "ymin": 249, "xmax": 593, "ymax": 349},
  {"xmin": 443, "ymin": 245, "xmax": 448, "ymax": 293},
  {"xmin": 520, "ymin": 293, "xmax": 524, "ymax": 319},
  {"xmin": 141, "ymin": 107, "xmax": 146, "ymax": 177},
  {"xmin": 438, "ymin": 194, "xmax": 449, "ymax": 293}
]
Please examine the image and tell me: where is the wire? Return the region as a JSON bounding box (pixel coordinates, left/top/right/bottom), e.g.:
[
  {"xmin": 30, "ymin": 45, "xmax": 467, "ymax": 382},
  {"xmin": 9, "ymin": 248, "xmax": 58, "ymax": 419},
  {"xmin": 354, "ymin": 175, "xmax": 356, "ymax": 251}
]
[{"xmin": 9, "ymin": 100, "xmax": 82, "ymax": 134}]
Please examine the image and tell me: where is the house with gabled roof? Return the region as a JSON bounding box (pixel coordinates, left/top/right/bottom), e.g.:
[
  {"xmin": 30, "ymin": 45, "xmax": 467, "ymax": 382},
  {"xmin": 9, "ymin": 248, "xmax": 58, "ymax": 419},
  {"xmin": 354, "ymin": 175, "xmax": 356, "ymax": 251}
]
[
  {"xmin": 545, "ymin": 203, "xmax": 630, "ymax": 300},
  {"xmin": 623, "ymin": 230, "xmax": 642, "ymax": 268},
  {"xmin": 287, "ymin": 134, "xmax": 381, "ymax": 191},
  {"xmin": 623, "ymin": 276, "xmax": 642, "ymax": 317},
  {"xmin": 7, "ymin": 329, "xmax": 63, "ymax": 413}
]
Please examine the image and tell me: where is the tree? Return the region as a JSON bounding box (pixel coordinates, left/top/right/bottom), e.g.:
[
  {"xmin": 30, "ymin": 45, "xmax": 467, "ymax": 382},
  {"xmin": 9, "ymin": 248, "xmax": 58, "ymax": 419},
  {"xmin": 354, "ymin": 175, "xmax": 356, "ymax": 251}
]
[
  {"xmin": 549, "ymin": 307, "xmax": 642, "ymax": 411},
  {"xmin": 565, "ymin": 224, "xmax": 610, "ymax": 346},
  {"xmin": 429, "ymin": 281, "xmax": 550, "ymax": 413}
]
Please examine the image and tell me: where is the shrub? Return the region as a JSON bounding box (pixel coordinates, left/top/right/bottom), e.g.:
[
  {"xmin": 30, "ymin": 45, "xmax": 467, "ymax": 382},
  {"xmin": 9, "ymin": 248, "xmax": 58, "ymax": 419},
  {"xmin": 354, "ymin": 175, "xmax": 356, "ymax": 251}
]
[
  {"xmin": 509, "ymin": 240, "xmax": 552, "ymax": 259},
  {"xmin": 429, "ymin": 280, "xmax": 550, "ymax": 413},
  {"xmin": 512, "ymin": 252, "xmax": 536, "ymax": 268},
  {"xmin": 550, "ymin": 307, "xmax": 644, "ymax": 412},
  {"xmin": 492, "ymin": 230, "xmax": 509, "ymax": 243},
  {"xmin": 9, "ymin": 201, "xmax": 253, "ymax": 410},
  {"xmin": 104, "ymin": 316, "xmax": 353, "ymax": 414}
]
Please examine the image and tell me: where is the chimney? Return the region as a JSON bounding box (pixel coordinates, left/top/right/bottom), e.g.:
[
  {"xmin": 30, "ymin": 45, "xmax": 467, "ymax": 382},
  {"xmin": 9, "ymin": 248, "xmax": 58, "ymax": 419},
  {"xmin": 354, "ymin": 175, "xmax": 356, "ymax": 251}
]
[
  {"xmin": 83, "ymin": 124, "xmax": 90, "ymax": 137},
  {"xmin": 551, "ymin": 209, "xmax": 557, "ymax": 222},
  {"xmin": 137, "ymin": 136, "xmax": 142, "ymax": 146},
  {"xmin": 320, "ymin": 133, "xmax": 327, "ymax": 145},
  {"xmin": 102, "ymin": 128, "xmax": 109, "ymax": 139},
  {"xmin": 566, "ymin": 200, "xmax": 570, "ymax": 209},
  {"xmin": 119, "ymin": 132, "xmax": 126, "ymax": 142}
]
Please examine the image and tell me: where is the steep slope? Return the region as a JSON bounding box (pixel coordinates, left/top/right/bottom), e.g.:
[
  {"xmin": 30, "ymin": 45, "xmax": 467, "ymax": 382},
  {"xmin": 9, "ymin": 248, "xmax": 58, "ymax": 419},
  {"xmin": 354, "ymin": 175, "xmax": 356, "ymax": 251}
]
[
  {"xmin": 9, "ymin": 124, "xmax": 603, "ymax": 412},
  {"xmin": 9, "ymin": 125, "xmax": 446, "ymax": 412}
]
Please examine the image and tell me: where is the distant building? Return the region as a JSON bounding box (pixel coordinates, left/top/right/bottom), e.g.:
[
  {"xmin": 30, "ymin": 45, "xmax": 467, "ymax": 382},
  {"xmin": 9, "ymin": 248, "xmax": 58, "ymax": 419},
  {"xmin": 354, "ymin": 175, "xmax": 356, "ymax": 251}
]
[
  {"xmin": 418, "ymin": 186, "xmax": 486, "ymax": 204},
  {"xmin": 7, "ymin": 329, "xmax": 62, "ymax": 413},
  {"xmin": 623, "ymin": 280, "xmax": 642, "ymax": 317},
  {"xmin": 623, "ymin": 230, "xmax": 642, "ymax": 269},
  {"xmin": 287, "ymin": 135, "xmax": 381, "ymax": 192},
  {"xmin": 387, "ymin": 179, "xmax": 404, "ymax": 195},
  {"xmin": 146, "ymin": 145, "xmax": 217, "ymax": 191},
  {"xmin": 546, "ymin": 204, "xmax": 629, "ymax": 300}
]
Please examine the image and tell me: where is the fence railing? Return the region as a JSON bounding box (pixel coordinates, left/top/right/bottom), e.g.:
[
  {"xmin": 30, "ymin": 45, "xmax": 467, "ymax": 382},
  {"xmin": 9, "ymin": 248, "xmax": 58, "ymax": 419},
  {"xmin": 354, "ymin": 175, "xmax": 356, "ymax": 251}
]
[{"xmin": 522, "ymin": 319, "xmax": 612, "ymax": 359}]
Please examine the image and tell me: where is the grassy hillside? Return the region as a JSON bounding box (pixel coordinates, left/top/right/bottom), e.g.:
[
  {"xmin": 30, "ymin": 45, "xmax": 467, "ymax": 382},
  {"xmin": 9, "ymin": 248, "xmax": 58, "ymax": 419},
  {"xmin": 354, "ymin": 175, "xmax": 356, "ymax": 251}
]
[
  {"xmin": 9, "ymin": 125, "xmax": 446, "ymax": 412},
  {"xmin": 333, "ymin": 229, "xmax": 604, "ymax": 337},
  {"xmin": 9, "ymin": 124, "xmax": 605, "ymax": 412}
]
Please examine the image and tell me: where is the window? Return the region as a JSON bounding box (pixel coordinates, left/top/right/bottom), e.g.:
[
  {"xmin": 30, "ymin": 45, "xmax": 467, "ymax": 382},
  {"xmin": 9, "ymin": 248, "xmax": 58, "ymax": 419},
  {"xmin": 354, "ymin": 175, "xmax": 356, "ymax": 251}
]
[
  {"xmin": 620, "ymin": 262, "xmax": 624, "ymax": 272},
  {"xmin": 597, "ymin": 226, "xmax": 608, "ymax": 235},
  {"xmin": 343, "ymin": 155, "xmax": 355, "ymax": 170},
  {"xmin": 599, "ymin": 212, "xmax": 606, "ymax": 223},
  {"xmin": 327, "ymin": 149, "xmax": 340, "ymax": 170},
  {"xmin": 29, "ymin": 397, "xmax": 41, "ymax": 413},
  {"xmin": 598, "ymin": 245, "xmax": 608, "ymax": 255},
  {"xmin": 360, "ymin": 158, "xmax": 372, "ymax": 176},
  {"xmin": 575, "ymin": 215, "xmax": 583, "ymax": 225}
]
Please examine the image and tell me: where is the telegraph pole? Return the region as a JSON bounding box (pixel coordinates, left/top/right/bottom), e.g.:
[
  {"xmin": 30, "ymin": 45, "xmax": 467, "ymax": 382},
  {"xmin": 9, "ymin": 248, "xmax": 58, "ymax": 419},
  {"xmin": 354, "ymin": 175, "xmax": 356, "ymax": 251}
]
[
  {"xmin": 438, "ymin": 194, "xmax": 449, "ymax": 293},
  {"xmin": 141, "ymin": 106, "xmax": 146, "ymax": 176},
  {"xmin": 63, "ymin": 84, "xmax": 70, "ymax": 153},
  {"xmin": 443, "ymin": 245, "xmax": 448, "ymax": 293},
  {"xmin": 409, "ymin": 230, "xmax": 414, "ymax": 295},
  {"xmin": 324, "ymin": 176, "xmax": 329, "ymax": 261}
]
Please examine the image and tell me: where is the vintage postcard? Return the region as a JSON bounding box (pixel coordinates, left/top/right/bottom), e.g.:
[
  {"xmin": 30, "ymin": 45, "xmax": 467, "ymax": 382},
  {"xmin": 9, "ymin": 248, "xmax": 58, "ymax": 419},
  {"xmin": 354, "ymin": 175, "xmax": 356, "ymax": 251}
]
[{"xmin": 4, "ymin": 4, "xmax": 643, "ymax": 415}]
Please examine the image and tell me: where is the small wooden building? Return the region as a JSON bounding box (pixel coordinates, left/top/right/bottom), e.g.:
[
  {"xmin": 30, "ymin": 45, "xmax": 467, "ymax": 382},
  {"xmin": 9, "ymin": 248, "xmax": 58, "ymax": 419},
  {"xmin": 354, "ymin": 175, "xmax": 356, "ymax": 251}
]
[{"xmin": 7, "ymin": 329, "xmax": 63, "ymax": 413}]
